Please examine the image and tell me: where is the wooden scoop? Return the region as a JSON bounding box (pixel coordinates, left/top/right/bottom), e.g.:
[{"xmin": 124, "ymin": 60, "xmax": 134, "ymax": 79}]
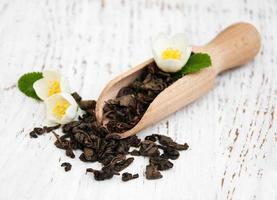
[{"xmin": 95, "ymin": 22, "xmax": 261, "ymax": 139}]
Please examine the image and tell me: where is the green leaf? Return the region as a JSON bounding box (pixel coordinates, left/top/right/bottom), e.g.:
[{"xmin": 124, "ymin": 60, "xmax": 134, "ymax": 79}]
[
  {"xmin": 18, "ymin": 72, "xmax": 43, "ymax": 100},
  {"xmin": 172, "ymin": 53, "xmax": 212, "ymax": 79}
]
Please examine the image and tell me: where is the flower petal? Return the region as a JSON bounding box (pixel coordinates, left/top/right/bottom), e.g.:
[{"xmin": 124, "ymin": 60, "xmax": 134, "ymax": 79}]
[
  {"xmin": 170, "ymin": 33, "xmax": 192, "ymax": 67},
  {"xmin": 58, "ymin": 93, "xmax": 78, "ymax": 124},
  {"xmin": 170, "ymin": 33, "xmax": 190, "ymax": 50},
  {"xmin": 45, "ymin": 94, "xmax": 63, "ymax": 124},
  {"xmin": 152, "ymin": 32, "xmax": 192, "ymax": 73},
  {"xmin": 60, "ymin": 77, "xmax": 71, "ymax": 93},
  {"xmin": 181, "ymin": 46, "xmax": 192, "ymax": 66},
  {"xmin": 46, "ymin": 112, "xmax": 61, "ymax": 124},
  {"xmin": 61, "ymin": 105, "xmax": 78, "ymax": 124},
  {"xmin": 33, "ymin": 78, "xmax": 50, "ymax": 100},
  {"xmin": 152, "ymin": 33, "xmax": 169, "ymax": 55},
  {"xmin": 155, "ymin": 59, "xmax": 184, "ymax": 73},
  {"xmin": 60, "ymin": 93, "xmax": 77, "ymax": 106},
  {"xmin": 44, "ymin": 93, "xmax": 77, "ymax": 124},
  {"xmin": 43, "ymin": 69, "xmax": 61, "ymax": 81}
]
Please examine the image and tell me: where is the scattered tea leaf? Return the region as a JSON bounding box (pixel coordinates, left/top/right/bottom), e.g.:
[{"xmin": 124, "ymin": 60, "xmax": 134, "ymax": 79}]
[
  {"xmin": 29, "ymin": 125, "xmax": 60, "ymax": 139},
  {"xmin": 149, "ymin": 156, "xmax": 173, "ymax": 171},
  {"xmin": 122, "ymin": 172, "xmax": 139, "ymax": 182},
  {"xmin": 145, "ymin": 164, "xmax": 163, "ymax": 180},
  {"xmin": 65, "ymin": 149, "xmax": 75, "ymax": 158},
  {"xmin": 61, "ymin": 162, "xmax": 72, "ymax": 172}
]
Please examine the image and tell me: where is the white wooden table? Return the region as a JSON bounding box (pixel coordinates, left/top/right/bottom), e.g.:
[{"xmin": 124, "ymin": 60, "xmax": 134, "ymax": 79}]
[{"xmin": 0, "ymin": 0, "xmax": 276, "ymax": 199}]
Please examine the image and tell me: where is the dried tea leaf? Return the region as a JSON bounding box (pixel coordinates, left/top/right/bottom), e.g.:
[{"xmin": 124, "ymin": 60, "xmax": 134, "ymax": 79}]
[
  {"xmin": 29, "ymin": 131, "xmax": 38, "ymax": 138},
  {"xmin": 65, "ymin": 149, "xmax": 75, "ymax": 158},
  {"xmin": 159, "ymin": 145, "xmax": 180, "ymax": 160},
  {"xmin": 156, "ymin": 134, "xmax": 189, "ymax": 151},
  {"xmin": 33, "ymin": 127, "xmax": 45, "ymax": 135},
  {"xmin": 113, "ymin": 157, "xmax": 134, "ymax": 172},
  {"xmin": 139, "ymin": 140, "xmax": 160, "ymax": 157},
  {"xmin": 29, "ymin": 125, "xmax": 60, "ymax": 138},
  {"xmin": 149, "ymin": 156, "xmax": 173, "ymax": 171},
  {"xmin": 43, "ymin": 124, "xmax": 61, "ymax": 133},
  {"xmin": 71, "ymin": 92, "xmax": 82, "ymax": 103},
  {"xmin": 86, "ymin": 167, "xmax": 119, "ymax": 181},
  {"xmin": 144, "ymin": 134, "xmax": 157, "ymax": 142},
  {"xmin": 127, "ymin": 136, "xmax": 141, "ymax": 147},
  {"xmin": 129, "ymin": 150, "xmax": 141, "ymax": 156},
  {"xmin": 61, "ymin": 162, "xmax": 72, "ymax": 172},
  {"xmin": 82, "ymin": 148, "xmax": 97, "ymax": 162},
  {"xmin": 122, "ymin": 172, "xmax": 139, "ymax": 182},
  {"xmin": 145, "ymin": 164, "xmax": 163, "ymax": 180}
]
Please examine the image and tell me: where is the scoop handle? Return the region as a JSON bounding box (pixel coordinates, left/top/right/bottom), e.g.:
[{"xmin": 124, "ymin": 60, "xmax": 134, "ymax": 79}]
[{"xmin": 204, "ymin": 22, "xmax": 261, "ymax": 74}]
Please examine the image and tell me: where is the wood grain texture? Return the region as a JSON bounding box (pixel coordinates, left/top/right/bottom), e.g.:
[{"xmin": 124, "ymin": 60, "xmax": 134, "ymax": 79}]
[{"xmin": 0, "ymin": 0, "xmax": 276, "ymax": 200}]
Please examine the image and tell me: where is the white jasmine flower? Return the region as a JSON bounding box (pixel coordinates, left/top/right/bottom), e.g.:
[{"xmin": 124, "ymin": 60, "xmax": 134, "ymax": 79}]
[
  {"xmin": 45, "ymin": 93, "xmax": 78, "ymax": 124},
  {"xmin": 33, "ymin": 69, "xmax": 70, "ymax": 100},
  {"xmin": 152, "ymin": 33, "xmax": 192, "ymax": 73}
]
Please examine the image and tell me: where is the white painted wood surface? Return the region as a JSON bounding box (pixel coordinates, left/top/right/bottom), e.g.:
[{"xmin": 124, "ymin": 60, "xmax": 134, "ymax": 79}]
[{"xmin": 0, "ymin": 0, "xmax": 276, "ymax": 199}]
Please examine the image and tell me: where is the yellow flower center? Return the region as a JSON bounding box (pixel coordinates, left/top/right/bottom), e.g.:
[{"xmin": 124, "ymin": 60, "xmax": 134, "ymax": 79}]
[
  {"xmin": 161, "ymin": 48, "xmax": 182, "ymax": 60},
  {"xmin": 52, "ymin": 100, "xmax": 69, "ymax": 119},
  {"xmin": 48, "ymin": 80, "xmax": 61, "ymax": 96}
]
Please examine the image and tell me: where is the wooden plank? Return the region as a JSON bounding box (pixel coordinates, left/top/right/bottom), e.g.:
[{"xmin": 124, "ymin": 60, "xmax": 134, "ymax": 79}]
[{"xmin": 0, "ymin": 0, "xmax": 276, "ymax": 199}]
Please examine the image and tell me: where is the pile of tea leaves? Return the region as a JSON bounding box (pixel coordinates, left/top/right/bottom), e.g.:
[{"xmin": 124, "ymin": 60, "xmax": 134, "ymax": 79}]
[
  {"xmin": 29, "ymin": 62, "xmax": 189, "ymax": 181},
  {"xmin": 103, "ymin": 62, "xmax": 175, "ymax": 133}
]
